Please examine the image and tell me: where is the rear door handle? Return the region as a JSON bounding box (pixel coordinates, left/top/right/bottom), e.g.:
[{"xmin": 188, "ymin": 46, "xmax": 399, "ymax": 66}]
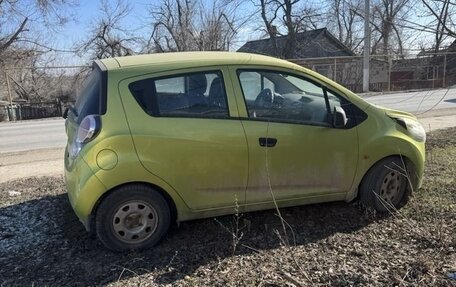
[{"xmin": 259, "ymin": 137, "xmax": 277, "ymax": 147}]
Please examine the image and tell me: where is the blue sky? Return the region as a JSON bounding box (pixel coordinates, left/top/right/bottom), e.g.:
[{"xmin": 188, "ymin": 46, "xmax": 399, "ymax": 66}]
[{"xmin": 56, "ymin": 1, "xmax": 150, "ymax": 52}]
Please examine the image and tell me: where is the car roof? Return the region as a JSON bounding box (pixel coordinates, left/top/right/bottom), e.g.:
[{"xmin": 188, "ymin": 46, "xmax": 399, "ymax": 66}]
[{"xmin": 98, "ymin": 51, "xmax": 302, "ymax": 71}]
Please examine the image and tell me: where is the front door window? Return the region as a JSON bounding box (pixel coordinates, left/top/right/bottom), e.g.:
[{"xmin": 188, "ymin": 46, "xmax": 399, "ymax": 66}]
[{"xmin": 238, "ymin": 70, "xmax": 330, "ymax": 126}]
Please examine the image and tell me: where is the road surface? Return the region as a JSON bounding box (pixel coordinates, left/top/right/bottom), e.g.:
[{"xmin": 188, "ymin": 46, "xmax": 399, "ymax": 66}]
[
  {"xmin": 0, "ymin": 119, "xmax": 65, "ymax": 182},
  {"xmin": 363, "ymin": 88, "xmax": 456, "ymax": 114},
  {"xmin": 0, "ymin": 118, "xmax": 66, "ymax": 154}
]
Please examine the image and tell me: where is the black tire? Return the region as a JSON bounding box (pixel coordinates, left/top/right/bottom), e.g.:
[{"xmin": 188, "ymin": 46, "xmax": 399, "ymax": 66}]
[
  {"xmin": 359, "ymin": 157, "xmax": 410, "ymax": 212},
  {"xmin": 95, "ymin": 184, "xmax": 171, "ymax": 252}
]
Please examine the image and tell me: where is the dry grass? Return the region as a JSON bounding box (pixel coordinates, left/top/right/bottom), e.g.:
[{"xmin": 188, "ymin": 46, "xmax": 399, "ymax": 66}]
[{"xmin": 0, "ymin": 128, "xmax": 455, "ymax": 286}]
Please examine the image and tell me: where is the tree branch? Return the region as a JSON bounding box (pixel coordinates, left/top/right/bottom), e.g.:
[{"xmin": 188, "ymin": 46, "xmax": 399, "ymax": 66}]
[{"xmin": 0, "ymin": 17, "xmax": 28, "ymax": 52}]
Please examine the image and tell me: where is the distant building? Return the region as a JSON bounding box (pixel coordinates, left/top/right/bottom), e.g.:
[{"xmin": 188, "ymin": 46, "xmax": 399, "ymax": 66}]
[
  {"xmin": 237, "ymin": 28, "xmax": 355, "ymax": 58},
  {"xmin": 238, "ymin": 28, "xmax": 388, "ymax": 92},
  {"xmin": 391, "ymin": 41, "xmax": 456, "ymax": 90}
]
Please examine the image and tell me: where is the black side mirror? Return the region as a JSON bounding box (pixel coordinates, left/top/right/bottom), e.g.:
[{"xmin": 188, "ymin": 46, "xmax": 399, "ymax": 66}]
[
  {"xmin": 62, "ymin": 107, "xmax": 69, "ymax": 119},
  {"xmin": 332, "ymin": 106, "xmax": 347, "ymax": 128}
]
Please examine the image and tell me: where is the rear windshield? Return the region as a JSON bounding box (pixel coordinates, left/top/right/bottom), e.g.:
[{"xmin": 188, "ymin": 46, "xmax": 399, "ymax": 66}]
[{"xmin": 74, "ymin": 64, "xmax": 104, "ymax": 123}]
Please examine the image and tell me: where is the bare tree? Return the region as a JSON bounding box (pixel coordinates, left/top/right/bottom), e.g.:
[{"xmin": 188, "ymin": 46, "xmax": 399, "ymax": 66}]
[
  {"xmin": 1, "ymin": 49, "xmax": 81, "ymax": 102},
  {"xmin": 420, "ymin": 0, "xmax": 456, "ymax": 52},
  {"xmin": 148, "ymin": 0, "xmax": 198, "ymax": 52},
  {"xmin": 147, "ymin": 0, "xmax": 244, "ymax": 52},
  {"xmin": 0, "ymin": 0, "xmax": 75, "ymax": 59},
  {"xmin": 253, "ymin": 0, "xmax": 320, "ymax": 58},
  {"xmin": 369, "ymin": 0, "xmax": 414, "ymax": 56},
  {"xmin": 196, "ymin": 1, "xmax": 242, "ymax": 51},
  {"xmin": 326, "ymin": 0, "xmax": 364, "ymax": 52},
  {"xmin": 0, "ymin": 0, "xmax": 77, "ymax": 103},
  {"xmin": 79, "ymin": 0, "xmax": 138, "ymax": 59}
]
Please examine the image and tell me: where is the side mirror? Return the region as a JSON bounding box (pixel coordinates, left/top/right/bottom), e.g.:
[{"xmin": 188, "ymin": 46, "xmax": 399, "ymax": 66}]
[{"xmin": 332, "ymin": 106, "xmax": 347, "ymax": 128}]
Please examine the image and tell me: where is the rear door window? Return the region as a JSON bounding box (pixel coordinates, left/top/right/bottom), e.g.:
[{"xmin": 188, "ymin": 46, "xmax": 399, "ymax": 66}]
[{"xmin": 129, "ymin": 71, "xmax": 229, "ymax": 118}]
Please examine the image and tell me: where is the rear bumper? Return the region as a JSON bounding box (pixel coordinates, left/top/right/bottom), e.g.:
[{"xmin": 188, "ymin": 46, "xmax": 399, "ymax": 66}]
[{"xmin": 65, "ymin": 151, "xmax": 106, "ymax": 232}]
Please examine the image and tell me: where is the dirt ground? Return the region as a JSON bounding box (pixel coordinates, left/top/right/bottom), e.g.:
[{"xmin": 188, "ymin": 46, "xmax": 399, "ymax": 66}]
[
  {"xmin": 0, "ymin": 129, "xmax": 455, "ymax": 286},
  {"xmin": 0, "ymin": 148, "xmax": 64, "ymax": 183}
]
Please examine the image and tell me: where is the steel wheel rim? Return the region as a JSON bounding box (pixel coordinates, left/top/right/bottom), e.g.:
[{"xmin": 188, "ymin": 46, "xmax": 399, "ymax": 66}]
[
  {"xmin": 379, "ymin": 170, "xmax": 404, "ymax": 205},
  {"xmin": 112, "ymin": 200, "xmax": 158, "ymax": 244}
]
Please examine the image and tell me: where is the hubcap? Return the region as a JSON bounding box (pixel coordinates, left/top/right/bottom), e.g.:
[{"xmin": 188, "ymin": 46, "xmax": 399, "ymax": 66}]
[
  {"xmin": 379, "ymin": 171, "xmax": 403, "ymax": 205},
  {"xmin": 112, "ymin": 201, "xmax": 158, "ymax": 244}
]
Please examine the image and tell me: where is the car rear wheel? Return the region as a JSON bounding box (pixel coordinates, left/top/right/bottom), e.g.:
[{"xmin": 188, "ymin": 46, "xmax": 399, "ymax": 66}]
[
  {"xmin": 359, "ymin": 157, "xmax": 410, "ymax": 212},
  {"xmin": 95, "ymin": 184, "xmax": 170, "ymax": 251}
]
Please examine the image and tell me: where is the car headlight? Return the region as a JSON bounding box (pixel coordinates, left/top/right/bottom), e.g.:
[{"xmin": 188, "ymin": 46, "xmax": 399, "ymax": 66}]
[{"xmin": 391, "ymin": 117, "xmax": 426, "ymax": 142}]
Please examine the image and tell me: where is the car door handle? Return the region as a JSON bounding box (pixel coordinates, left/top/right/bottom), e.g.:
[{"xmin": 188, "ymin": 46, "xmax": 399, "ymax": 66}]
[{"xmin": 259, "ymin": 137, "xmax": 277, "ymax": 147}]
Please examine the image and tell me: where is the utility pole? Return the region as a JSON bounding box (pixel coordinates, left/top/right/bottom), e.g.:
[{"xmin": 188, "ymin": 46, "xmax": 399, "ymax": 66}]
[{"xmin": 363, "ymin": 0, "xmax": 370, "ymax": 92}]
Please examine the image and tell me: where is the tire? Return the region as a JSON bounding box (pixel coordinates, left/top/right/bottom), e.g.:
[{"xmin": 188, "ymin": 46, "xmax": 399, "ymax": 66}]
[
  {"xmin": 95, "ymin": 184, "xmax": 171, "ymax": 252},
  {"xmin": 359, "ymin": 157, "xmax": 410, "ymax": 212}
]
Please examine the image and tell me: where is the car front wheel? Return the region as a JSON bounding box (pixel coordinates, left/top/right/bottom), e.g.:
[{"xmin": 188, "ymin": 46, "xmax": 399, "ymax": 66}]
[{"xmin": 359, "ymin": 157, "xmax": 410, "ymax": 212}]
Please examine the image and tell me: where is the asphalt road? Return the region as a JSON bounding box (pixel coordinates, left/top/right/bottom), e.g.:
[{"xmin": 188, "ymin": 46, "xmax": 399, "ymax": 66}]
[
  {"xmin": 363, "ymin": 87, "xmax": 456, "ymax": 114},
  {"xmin": 0, "ymin": 118, "xmax": 66, "ymax": 153},
  {"xmin": 0, "ymin": 88, "xmax": 455, "ymax": 153}
]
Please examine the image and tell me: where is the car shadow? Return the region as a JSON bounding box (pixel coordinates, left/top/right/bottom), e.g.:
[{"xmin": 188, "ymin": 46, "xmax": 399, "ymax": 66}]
[{"xmin": 0, "ymin": 193, "xmax": 385, "ymax": 286}]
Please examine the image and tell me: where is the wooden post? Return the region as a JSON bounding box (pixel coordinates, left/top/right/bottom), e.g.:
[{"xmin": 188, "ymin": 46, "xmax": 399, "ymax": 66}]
[
  {"xmin": 4, "ymin": 70, "xmax": 14, "ymax": 121},
  {"xmin": 443, "ymin": 53, "xmax": 447, "ymax": 88},
  {"xmin": 388, "ymin": 55, "xmax": 392, "ymax": 91}
]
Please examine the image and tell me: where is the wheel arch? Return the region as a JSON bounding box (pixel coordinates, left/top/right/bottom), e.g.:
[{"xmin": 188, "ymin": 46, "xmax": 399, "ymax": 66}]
[
  {"xmin": 346, "ymin": 128, "xmax": 425, "ymax": 202},
  {"xmin": 354, "ymin": 154, "xmax": 418, "ymax": 201}
]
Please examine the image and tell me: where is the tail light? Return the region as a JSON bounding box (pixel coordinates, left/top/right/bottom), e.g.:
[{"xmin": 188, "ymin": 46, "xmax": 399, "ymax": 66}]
[
  {"xmin": 77, "ymin": 115, "xmax": 101, "ymax": 143},
  {"xmin": 69, "ymin": 115, "xmax": 101, "ymax": 159}
]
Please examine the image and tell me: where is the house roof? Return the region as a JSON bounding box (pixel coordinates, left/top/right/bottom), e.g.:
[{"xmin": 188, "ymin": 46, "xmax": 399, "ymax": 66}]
[{"xmin": 237, "ymin": 28, "xmax": 355, "ymax": 59}]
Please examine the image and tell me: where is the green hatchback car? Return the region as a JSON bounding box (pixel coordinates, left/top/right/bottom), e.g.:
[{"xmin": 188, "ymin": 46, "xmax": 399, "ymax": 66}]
[{"xmin": 64, "ymin": 52, "xmax": 425, "ymax": 251}]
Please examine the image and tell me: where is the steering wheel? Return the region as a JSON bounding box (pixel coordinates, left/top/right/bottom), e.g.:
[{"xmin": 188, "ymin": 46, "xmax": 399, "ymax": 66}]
[{"xmin": 254, "ymin": 88, "xmax": 274, "ymax": 108}]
